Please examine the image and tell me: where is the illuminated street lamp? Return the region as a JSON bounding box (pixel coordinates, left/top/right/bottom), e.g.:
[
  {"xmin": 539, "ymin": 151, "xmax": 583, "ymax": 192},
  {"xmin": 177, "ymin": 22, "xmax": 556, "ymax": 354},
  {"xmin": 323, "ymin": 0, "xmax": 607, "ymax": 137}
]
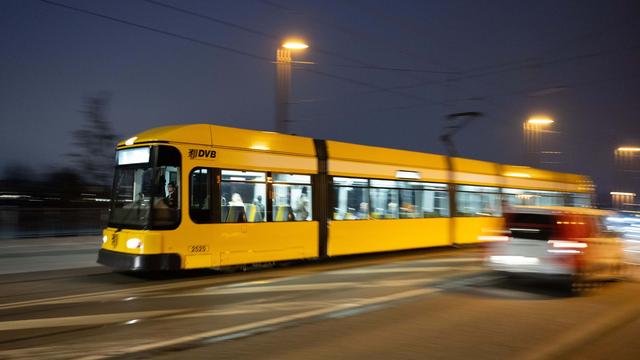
[
  {"xmin": 275, "ymin": 39, "xmax": 309, "ymax": 134},
  {"xmin": 612, "ymin": 145, "xmax": 640, "ymax": 208},
  {"xmin": 523, "ymin": 115, "xmax": 555, "ymax": 167},
  {"xmin": 610, "ymin": 191, "xmax": 636, "ymax": 209},
  {"xmin": 282, "ymin": 41, "xmax": 309, "ymax": 50},
  {"xmin": 617, "ymin": 146, "xmax": 640, "ymax": 152},
  {"xmin": 526, "ymin": 116, "xmax": 554, "ymax": 125}
]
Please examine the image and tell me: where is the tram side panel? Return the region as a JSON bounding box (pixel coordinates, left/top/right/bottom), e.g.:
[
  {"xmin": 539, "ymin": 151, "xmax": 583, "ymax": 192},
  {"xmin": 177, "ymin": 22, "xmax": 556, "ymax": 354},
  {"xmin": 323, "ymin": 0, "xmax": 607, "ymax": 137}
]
[
  {"xmin": 170, "ymin": 144, "xmax": 320, "ymax": 269},
  {"xmin": 452, "ymin": 217, "xmax": 505, "ymax": 245},
  {"xmin": 328, "ymin": 218, "xmax": 450, "ymax": 256}
]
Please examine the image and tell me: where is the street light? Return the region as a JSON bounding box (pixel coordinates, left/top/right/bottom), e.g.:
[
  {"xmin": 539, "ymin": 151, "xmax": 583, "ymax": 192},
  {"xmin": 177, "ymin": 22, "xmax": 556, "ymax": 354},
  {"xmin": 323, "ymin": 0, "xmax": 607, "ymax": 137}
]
[
  {"xmin": 610, "ymin": 192, "xmax": 636, "ymax": 209},
  {"xmin": 617, "ymin": 146, "xmax": 640, "ymax": 152},
  {"xmin": 613, "ymin": 145, "xmax": 640, "ymax": 208},
  {"xmin": 282, "ymin": 41, "xmax": 309, "ymax": 50},
  {"xmin": 526, "ymin": 116, "xmax": 554, "ymax": 125},
  {"xmin": 523, "ymin": 115, "xmax": 555, "ymax": 167},
  {"xmin": 275, "ymin": 39, "xmax": 309, "ymax": 134}
]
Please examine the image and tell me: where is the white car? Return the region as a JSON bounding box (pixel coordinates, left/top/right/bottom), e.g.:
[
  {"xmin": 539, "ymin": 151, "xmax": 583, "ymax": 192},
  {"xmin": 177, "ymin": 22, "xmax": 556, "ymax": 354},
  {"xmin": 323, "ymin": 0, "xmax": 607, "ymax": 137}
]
[{"xmin": 487, "ymin": 206, "xmax": 625, "ymax": 286}]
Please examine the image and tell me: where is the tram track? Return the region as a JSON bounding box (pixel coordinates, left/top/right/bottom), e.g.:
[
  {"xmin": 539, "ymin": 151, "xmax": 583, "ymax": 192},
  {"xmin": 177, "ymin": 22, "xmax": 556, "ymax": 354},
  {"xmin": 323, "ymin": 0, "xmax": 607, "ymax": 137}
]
[
  {"xmin": 0, "ymin": 248, "xmax": 482, "ymax": 310},
  {"xmin": 0, "ymin": 269, "xmax": 495, "ymax": 359},
  {"xmin": 0, "ymin": 253, "xmax": 488, "ymax": 356}
]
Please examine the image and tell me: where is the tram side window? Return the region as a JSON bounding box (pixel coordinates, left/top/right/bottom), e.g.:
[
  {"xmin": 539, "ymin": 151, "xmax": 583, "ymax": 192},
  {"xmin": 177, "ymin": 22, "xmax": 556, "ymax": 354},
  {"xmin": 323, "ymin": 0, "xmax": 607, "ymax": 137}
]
[
  {"xmin": 456, "ymin": 185, "xmax": 501, "ymax": 217},
  {"xmin": 422, "ymin": 183, "xmax": 450, "ymax": 217},
  {"xmin": 397, "ymin": 182, "xmax": 450, "ymax": 218},
  {"xmin": 272, "ymin": 174, "xmax": 312, "ymax": 221},
  {"xmin": 332, "ymin": 178, "xmax": 450, "ymax": 220},
  {"xmin": 333, "ymin": 177, "xmax": 369, "ymax": 220},
  {"xmin": 370, "ymin": 180, "xmax": 399, "ymax": 219},
  {"xmin": 503, "ymin": 188, "xmax": 565, "ymax": 207},
  {"xmin": 571, "ymin": 193, "xmax": 592, "ymax": 207},
  {"xmin": 220, "ymin": 170, "xmax": 266, "ymax": 223},
  {"xmin": 190, "ymin": 168, "xmax": 213, "ymax": 223},
  {"xmin": 539, "ymin": 192, "xmax": 564, "ymax": 206},
  {"xmin": 400, "ymin": 187, "xmax": 422, "ymax": 218}
]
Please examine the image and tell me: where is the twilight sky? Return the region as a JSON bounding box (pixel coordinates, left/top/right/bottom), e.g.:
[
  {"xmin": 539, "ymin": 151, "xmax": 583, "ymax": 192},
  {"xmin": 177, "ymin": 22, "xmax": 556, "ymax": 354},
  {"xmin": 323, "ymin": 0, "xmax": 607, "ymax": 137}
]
[{"xmin": 1, "ymin": 0, "xmax": 639, "ymax": 200}]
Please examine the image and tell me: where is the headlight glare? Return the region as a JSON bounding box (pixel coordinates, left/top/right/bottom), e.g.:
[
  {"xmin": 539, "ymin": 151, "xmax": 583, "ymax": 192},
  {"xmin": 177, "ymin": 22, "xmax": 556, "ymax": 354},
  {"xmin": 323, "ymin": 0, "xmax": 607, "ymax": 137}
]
[{"xmin": 126, "ymin": 238, "xmax": 142, "ymax": 249}]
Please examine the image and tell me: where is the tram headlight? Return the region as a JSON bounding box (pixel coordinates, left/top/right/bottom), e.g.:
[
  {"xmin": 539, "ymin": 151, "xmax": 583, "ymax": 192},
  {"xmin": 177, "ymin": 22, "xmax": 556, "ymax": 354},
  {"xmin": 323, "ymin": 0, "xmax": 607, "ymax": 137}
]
[
  {"xmin": 102, "ymin": 235, "xmax": 108, "ymax": 244},
  {"xmin": 126, "ymin": 238, "xmax": 143, "ymax": 249}
]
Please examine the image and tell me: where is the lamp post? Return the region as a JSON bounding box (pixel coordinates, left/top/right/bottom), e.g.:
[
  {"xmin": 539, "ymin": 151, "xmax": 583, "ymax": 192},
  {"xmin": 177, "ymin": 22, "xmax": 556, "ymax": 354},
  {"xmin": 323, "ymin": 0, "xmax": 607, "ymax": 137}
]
[
  {"xmin": 612, "ymin": 146, "xmax": 640, "ymax": 208},
  {"xmin": 275, "ymin": 40, "xmax": 309, "ymax": 134},
  {"xmin": 523, "ymin": 116, "xmax": 554, "ymax": 166}
]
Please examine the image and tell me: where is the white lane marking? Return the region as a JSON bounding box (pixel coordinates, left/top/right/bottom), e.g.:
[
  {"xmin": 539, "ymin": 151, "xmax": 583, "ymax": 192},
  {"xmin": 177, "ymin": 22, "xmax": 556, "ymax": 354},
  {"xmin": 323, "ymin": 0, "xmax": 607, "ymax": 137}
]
[
  {"xmin": 0, "ymin": 310, "xmax": 181, "ymax": 331},
  {"xmin": 0, "ymin": 256, "xmax": 481, "ymax": 310},
  {"xmin": 0, "ymin": 276, "xmax": 290, "ymax": 311},
  {"xmin": 152, "ymin": 277, "xmax": 447, "ymax": 298},
  {"xmin": 165, "ymin": 300, "xmax": 346, "ymax": 320},
  {"xmin": 76, "ymin": 287, "xmax": 440, "ymax": 360},
  {"xmin": 326, "ymin": 265, "xmax": 484, "ymax": 275},
  {"xmin": 0, "ymin": 242, "xmax": 97, "ymax": 249}
]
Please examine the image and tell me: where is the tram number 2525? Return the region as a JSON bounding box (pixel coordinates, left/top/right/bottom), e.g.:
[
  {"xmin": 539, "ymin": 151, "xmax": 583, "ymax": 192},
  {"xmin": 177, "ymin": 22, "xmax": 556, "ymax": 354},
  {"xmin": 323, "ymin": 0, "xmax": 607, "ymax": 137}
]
[{"xmin": 189, "ymin": 245, "xmax": 209, "ymax": 253}]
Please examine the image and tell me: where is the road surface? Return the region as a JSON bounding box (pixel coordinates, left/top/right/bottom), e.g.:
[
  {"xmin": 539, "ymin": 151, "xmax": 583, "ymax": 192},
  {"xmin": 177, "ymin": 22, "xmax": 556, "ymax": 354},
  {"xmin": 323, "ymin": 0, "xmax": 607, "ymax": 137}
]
[{"xmin": 0, "ymin": 237, "xmax": 639, "ymax": 359}]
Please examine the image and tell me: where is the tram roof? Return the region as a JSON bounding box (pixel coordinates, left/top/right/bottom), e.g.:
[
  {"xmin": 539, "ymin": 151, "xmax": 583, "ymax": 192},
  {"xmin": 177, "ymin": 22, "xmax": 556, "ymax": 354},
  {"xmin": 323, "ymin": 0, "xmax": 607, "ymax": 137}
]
[
  {"xmin": 118, "ymin": 123, "xmax": 592, "ymax": 190},
  {"xmin": 118, "ymin": 124, "xmax": 316, "ymax": 156}
]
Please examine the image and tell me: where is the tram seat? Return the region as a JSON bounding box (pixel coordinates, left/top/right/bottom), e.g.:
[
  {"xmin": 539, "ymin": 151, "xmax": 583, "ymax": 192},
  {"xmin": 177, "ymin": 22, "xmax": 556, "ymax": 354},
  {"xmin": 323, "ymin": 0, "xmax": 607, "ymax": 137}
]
[
  {"xmin": 275, "ymin": 205, "xmax": 294, "ymax": 221},
  {"xmin": 225, "ymin": 205, "xmax": 247, "ymax": 223},
  {"xmin": 247, "ymin": 204, "xmax": 263, "ymax": 222},
  {"xmin": 221, "ymin": 206, "xmax": 228, "ymax": 222}
]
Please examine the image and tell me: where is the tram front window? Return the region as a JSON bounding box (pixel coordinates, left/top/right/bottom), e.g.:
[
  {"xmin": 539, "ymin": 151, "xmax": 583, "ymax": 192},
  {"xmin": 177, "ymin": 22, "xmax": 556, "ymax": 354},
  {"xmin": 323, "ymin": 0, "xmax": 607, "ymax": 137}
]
[{"xmin": 109, "ymin": 146, "xmax": 181, "ymax": 229}]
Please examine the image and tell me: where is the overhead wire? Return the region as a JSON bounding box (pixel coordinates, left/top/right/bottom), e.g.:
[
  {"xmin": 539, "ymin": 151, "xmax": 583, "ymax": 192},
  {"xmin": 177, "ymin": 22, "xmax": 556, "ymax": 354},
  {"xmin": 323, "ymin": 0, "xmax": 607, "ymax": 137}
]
[
  {"xmin": 142, "ymin": 0, "xmax": 456, "ymax": 75},
  {"xmin": 38, "ymin": 0, "xmax": 272, "ymax": 62},
  {"xmin": 38, "ymin": 0, "xmax": 450, "ymax": 108},
  {"xmin": 37, "ymin": 0, "xmax": 639, "ymax": 122}
]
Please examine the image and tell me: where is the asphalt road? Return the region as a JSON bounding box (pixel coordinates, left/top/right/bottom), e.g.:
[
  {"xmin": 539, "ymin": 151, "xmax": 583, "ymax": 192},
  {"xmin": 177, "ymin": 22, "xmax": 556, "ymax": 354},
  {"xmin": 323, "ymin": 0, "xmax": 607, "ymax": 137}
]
[{"xmin": 0, "ymin": 241, "xmax": 639, "ymax": 360}]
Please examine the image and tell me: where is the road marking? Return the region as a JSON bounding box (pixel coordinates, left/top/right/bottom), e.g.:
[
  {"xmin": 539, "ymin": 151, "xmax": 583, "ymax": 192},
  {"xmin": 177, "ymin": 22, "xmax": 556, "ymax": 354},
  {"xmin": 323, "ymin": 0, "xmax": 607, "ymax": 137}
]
[
  {"xmin": 326, "ymin": 265, "xmax": 484, "ymax": 275},
  {"xmin": 0, "ymin": 310, "xmax": 181, "ymax": 331},
  {"xmin": 0, "ymin": 256, "xmax": 481, "ymax": 311},
  {"xmin": 157, "ymin": 282, "xmax": 358, "ymax": 297},
  {"xmin": 165, "ymin": 300, "xmax": 348, "ymax": 319},
  {"xmin": 0, "ymin": 276, "xmax": 291, "ymax": 311},
  {"xmin": 153, "ymin": 277, "xmax": 448, "ymax": 298},
  {"xmin": 76, "ymin": 287, "xmax": 440, "ymax": 360}
]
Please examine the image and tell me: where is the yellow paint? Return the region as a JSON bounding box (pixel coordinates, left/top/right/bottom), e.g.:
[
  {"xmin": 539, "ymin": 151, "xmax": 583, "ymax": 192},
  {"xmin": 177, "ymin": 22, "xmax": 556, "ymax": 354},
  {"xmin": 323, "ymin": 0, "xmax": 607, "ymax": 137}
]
[
  {"xmin": 452, "ymin": 157, "xmax": 500, "ymax": 175},
  {"xmin": 328, "ymin": 218, "xmax": 450, "ymax": 256},
  {"xmin": 103, "ymin": 123, "xmax": 595, "ymax": 271},
  {"xmin": 327, "ymin": 140, "xmax": 448, "ymax": 181},
  {"xmin": 184, "ymin": 255, "xmax": 212, "ymax": 269},
  {"xmin": 453, "ymin": 217, "xmax": 505, "ymax": 245},
  {"xmin": 167, "ymin": 221, "xmax": 318, "ymax": 268}
]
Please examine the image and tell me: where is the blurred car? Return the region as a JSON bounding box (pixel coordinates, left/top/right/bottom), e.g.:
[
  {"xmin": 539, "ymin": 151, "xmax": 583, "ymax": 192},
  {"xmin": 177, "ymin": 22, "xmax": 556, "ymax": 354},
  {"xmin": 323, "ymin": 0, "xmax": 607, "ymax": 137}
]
[
  {"xmin": 605, "ymin": 209, "xmax": 640, "ymax": 265},
  {"xmin": 486, "ymin": 206, "xmax": 625, "ymax": 286}
]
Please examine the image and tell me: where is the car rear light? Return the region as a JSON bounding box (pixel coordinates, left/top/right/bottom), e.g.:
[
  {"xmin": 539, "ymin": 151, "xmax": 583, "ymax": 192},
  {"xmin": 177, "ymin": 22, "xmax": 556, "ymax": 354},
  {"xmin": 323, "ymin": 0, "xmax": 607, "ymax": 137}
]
[
  {"xmin": 547, "ymin": 240, "xmax": 587, "ymax": 257},
  {"xmin": 548, "ymin": 240, "xmax": 588, "ymax": 249}
]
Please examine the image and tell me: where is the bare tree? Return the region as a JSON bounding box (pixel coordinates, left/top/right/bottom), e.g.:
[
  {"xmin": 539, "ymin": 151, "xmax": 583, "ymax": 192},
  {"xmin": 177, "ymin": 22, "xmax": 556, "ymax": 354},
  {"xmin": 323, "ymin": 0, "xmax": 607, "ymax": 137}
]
[{"xmin": 68, "ymin": 93, "xmax": 118, "ymax": 186}]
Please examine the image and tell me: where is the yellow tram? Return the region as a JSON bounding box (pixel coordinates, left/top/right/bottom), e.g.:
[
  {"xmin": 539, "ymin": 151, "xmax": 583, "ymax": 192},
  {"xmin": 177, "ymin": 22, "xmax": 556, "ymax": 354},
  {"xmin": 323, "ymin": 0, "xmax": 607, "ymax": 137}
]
[{"xmin": 98, "ymin": 124, "xmax": 594, "ymax": 270}]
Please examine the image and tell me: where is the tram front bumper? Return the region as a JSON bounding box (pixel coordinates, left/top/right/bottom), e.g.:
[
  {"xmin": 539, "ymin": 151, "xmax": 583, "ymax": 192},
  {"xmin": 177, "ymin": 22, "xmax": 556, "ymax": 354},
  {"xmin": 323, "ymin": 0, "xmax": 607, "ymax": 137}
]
[{"xmin": 97, "ymin": 249, "xmax": 181, "ymax": 271}]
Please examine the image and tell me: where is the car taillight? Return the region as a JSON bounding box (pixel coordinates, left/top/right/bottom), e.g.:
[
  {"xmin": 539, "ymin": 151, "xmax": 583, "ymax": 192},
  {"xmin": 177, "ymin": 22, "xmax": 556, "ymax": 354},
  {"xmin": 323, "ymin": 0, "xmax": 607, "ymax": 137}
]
[
  {"xmin": 547, "ymin": 240, "xmax": 587, "ymax": 254},
  {"xmin": 548, "ymin": 240, "xmax": 587, "ymax": 248}
]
